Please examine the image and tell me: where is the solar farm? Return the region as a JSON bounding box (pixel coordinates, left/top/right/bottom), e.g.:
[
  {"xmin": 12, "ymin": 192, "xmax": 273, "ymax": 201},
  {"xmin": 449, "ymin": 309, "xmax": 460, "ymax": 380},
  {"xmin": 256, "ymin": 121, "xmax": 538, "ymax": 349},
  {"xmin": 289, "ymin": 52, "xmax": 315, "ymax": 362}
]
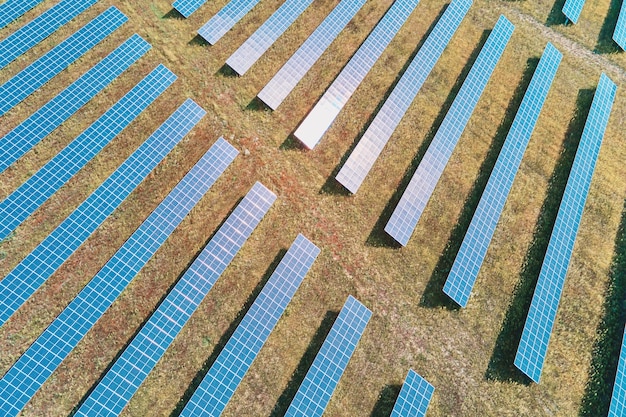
[{"xmin": 1, "ymin": 0, "xmax": 626, "ymax": 416}]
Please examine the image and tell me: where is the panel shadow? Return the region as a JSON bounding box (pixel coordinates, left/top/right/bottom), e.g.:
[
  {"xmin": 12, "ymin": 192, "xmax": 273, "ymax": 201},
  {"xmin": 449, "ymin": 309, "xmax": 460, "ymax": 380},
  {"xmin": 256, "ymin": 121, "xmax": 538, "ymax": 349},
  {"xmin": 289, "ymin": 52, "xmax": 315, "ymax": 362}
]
[
  {"xmin": 546, "ymin": 0, "xmax": 568, "ymax": 26},
  {"xmin": 163, "ymin": 9, "xmax": 185, "ymax": 20},
  {"xmin": 369, "ymin": 384, "xmax": 403, "ymax": 417},
  {"xmin": 595, "ymin": 0, "xmax": 622, "ymax": 54}
]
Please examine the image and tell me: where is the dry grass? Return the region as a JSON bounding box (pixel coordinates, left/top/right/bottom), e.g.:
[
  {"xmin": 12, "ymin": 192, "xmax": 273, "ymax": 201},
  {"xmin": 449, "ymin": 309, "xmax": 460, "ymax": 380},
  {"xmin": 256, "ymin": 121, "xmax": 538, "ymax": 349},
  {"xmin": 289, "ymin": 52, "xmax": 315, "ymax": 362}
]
[{"xmin": 1, "ymin": 0, "xmax": 626, "ymax": 416}]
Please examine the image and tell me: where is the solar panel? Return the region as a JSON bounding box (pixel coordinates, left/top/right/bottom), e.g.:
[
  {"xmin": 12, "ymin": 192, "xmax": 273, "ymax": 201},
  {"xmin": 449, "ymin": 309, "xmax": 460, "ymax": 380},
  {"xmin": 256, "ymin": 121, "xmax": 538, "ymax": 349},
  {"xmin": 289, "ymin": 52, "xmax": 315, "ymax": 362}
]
[
  {"xmin": 390, "ymin": 369, "xmax": 435, "ymax": 417},
  {"xmin": 294, "ymin": 0, "xmax": 421, "ymax": 149},
  {"xmin": 256, "ymin": 0, "xmax": 367, "ymax": 110},
  {"xmin": 515, "ymin": 73, "xmax": 616, "ymax": 383},
  {"xmin": 198, "ymin": 0, "xmax": 262, "ymax": 45},
  {"xmin": 609, "ymin": 326, "xmax": 626, "ymax": 417},
  {"xmin": 381, "ymin": 19, "xmax": 515, "ymax": 247},
  {"xmin": 0, "ymin": 64, "xmax": 176, "ymax": 242},
  {"xmin": 284, "ymin": 295, "xmax": 371, "ymax": 417},
  {"xmin": 0, "ymin": 99, "xmax": 206, "ymax": 329},
  {"xmin": 0, "ymin": 6, "xmax": 127, "ymax": 116},
  {"xmin": 75, "ymin": 172, "xmax": 279, "ymax": 417},
  {"xmin": 0, "ymin": 0, "xmax": 45, "ymax": 29},
  {"xmin": 443, "ymin": 43, "xmax": 562, "ymax": 306},
  {"xmin": 173, "ymin": 0, "xmax": 207, "ymax": 18},
  {"xmin": 0, "ymin": 0, "xmax": 98, "ymax": 70},
  {"xmin": 613, "ymin": 1, "xmax": 626, "ymax": 50},
  {"xmin": 562, "ymin": 0, "xmax": 586, "ymax": 24},
  {"xmin": 226, "ymin": 0, "xmax": 314, "ymax": 75},
  {"xmin": 335, "ymin": 0, "xmax": 473, "ymax": 194},
  {"xmin": 0, "ymin": 34, "xmax": 151, "ymax": 174},
  {"xmin": 0, "ymin": 140, "xmax": 238, "ymax": 417}
]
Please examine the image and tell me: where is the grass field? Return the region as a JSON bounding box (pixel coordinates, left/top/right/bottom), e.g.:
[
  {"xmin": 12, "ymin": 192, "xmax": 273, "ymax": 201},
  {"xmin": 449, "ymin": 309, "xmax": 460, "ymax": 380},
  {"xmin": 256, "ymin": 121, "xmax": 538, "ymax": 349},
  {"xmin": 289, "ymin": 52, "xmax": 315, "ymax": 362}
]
[{"xmin": 1, "ymin": 0, "xmax": 626, "ymax": 416}]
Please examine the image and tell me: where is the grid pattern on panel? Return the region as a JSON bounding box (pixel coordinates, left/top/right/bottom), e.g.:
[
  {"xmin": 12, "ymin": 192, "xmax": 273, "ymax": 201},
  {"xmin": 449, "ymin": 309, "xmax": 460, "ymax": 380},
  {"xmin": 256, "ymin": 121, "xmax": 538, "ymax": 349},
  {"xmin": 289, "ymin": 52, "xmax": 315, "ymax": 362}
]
[
  {"xmin": 0, "ymin": 99, "xmax": 205, "ymax": 329},
  {"xmin": 74, "ymin": 180, "xmax": 279, "ymax": 417},
  {"xmin": 609, "ymin": 327, "xmax": 626, "ymax": 417},
  {"xmin": 390, "ymin": 369, "xmax": 434, "ymax": 417},
  {"xmin": 173, "ymin": 0, "xmax": 207, "ymax": 18},
  {"xmin": 562, "ymin": 0, "xmax": 586, "ymax": 24},
  {"xmin": 0, "ymin": 0, "xmax": 45, "ymax": 29},
  {"xmin": 226, "ymin": 0, "xmax": 313, "ymax": 75},
  {"xmin": 613, "ymin": 0, "xmax": 626, "ymax": 50},
  {"xmin": 284, "ymin": 296, "xmax": 371, "ymax": 417},
  {"xmin": 383, "ymin": 16, "xmax": 514, "ymax": 247},
  {"xmin": 514, "ymin": 73, "xmax": 616, "ymax": 383},
  {"xmin": 180, "ymin": 234, "xmax": 319, "ymax": 417},
  {"xmin": 256, "ymin": 0, "xmax": 367, "ymax": 110},
  {"xmin": 335, "ymin": 0, "xmax": 472, "ymax": 194},
  {"xmin": 0, "ymin": 141, "xmax": 237, "ymax": 417},
  {"xmin": 0, "ymin": 0, "xmax": 97, "ymax": 70},
  {"xmin": 294, "ymin": 0, "xmax": 420, "ymax": 149},
  {"xmin": 441, "ymin": 43, "xmax": 561, "ymax": 306},
  {"xmin": 0, "ymin": 34, "xmax": 151, "ymax": 174},
  {"xmin": 0, "ymin": 64, "xmax": 176, "ymax": 242},
  {"xmin": 0, "ymin": 7, "xmax": 127, "ymax": 116},
  {"xmin": 198, "ymin": 0, "xmax": 261, "ymax": 45}
]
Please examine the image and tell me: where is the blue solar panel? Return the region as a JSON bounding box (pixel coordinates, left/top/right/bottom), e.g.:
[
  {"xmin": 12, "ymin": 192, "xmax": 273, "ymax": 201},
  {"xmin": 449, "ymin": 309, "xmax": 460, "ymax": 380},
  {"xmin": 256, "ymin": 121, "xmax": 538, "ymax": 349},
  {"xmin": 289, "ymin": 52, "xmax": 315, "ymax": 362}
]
[
  {"xmin": 284, "ymin": 296, "xmax": 371, "ymax": 417},
  {"xmin": 0, "ymin": 6, "xmax": 127, "ymax": 116},
  {"xmin": 173, "ymin": 0, "xmax": 207, "ymax": 18},
  {"xmin": 0, "ymin": 64, "xmax": 175, "ymax": 242},
  {"xmin": 179, "ymin": 234, "xmax": 319, "ymax": 417},
  {"xmin": 0, "ymin": 34, "xmax": 150, "ymax": 174},
  {"xmin": 0, "ymin": 140, "xmax": 238, "ymax": 417},
  {"xmin": 0, "ymin": 0, "xmax": 45, "ymax": 29},
  {"xmin": 515, "ymin": 73, "xmax": 616, "ymax": 383},
  {"xmin": 613, "ymin": 1, "xmax": 626, "ymax": 50},
  {"xmin": 443, "ymin": 43, "xmax": 561, "ymax": 306},
  {"xmin": 226, "ymin": 0, "xmax": 314, "ymax": 75},
  {"xmin": 390, "ymin": 369, "xmax": 434, "ymax": 417},
  {"xmin": 335, "ymin": 0, "xmax": 472, "ymax": 194},
  {"xmin": 0, "ymin": 99, "xmax": 205, "ymax": 329},
  {"xmin": 256, "ymin": 0, "xmax": 367, "ymax": 110},
  {"xmin": 0, "ymin": 0, "xmax": 97, "ymax": 70},
  {"xmin": 383, "ymin": 16, "xmax": 515, "ymax": 248},
  {"xmin": 609, "ymin": 326, "xmax": 626, "ymax": 417},
  {"xmin": 198, "ymin": 0, "xmax": 262, "ymax": 45},
  {"xmin": 562, "ymin": 0, "xmax": 586, "ymax": 24}
]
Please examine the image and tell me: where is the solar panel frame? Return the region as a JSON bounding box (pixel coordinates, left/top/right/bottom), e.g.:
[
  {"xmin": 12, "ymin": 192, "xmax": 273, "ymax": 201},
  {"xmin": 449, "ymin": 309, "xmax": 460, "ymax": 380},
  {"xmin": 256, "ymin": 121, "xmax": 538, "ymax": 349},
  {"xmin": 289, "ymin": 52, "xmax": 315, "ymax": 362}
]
[
  {"xmin": 514, "ymin": 73, "xmax": 617, "ymax": 383},
  {"xmin": 0, "ymin": 99, "xmax": 205, "ymax": 329},
  {"xmin": 613, "ymin": 0, "xmax": 626, "ymax": 50},
  {"xmin": 0, "ymin": 64, "xmax": 176, "ymax": 242},
  {"xmin": 0, "ymin": 140, "xmax": 239, "ymax": 417},
  {"xmin": 0, "ymin": 0, "xmax": 46, "ymax": 30},
  {"xmin": 335, "ymin": 0, "xmax": 473, "ymax": 194},
  {"xmin": 0, "ymin": 34, "xmax": 151, "ymax": 174},
  {"xmin": 173, "ymin": 0, "xmax": 207, "ymax": 18},
  {"xmin": 390, "ymin": 369, "xmax": 435, "ymax": 417},
  {"xmin": 256, "ymin": 0, "xmax": 367, "ymax": 111},
  {"xmin": 609, "ymin": 325, "xmax": 626, "ymax": 417},
  {"xmin": 284, "ymin": 295, "xmax": 372, "ymax": 417},
  {"xmin": 382, "ymin": 16, "xmax": 515, "ymax": 247},
  {"xmin": 562, "ymin": 0, "xmax": 586, "ymax": 24},
  {"xmin": 0, "ymin": 6, "xmax": 127, "ymax": 116},
  {"xmin": 198, "ymin": 0, "xmax": 262, "ymax": 45}
]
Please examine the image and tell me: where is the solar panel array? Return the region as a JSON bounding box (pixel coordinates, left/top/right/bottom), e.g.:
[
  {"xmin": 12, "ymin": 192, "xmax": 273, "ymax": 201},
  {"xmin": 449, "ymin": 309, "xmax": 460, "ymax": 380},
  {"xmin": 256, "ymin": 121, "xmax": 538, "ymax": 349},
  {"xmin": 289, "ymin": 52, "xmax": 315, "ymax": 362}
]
[
  {"xmin": 0, "ymin": 99, "xmax": 204, "ymax": 329},
  {"xmin": 441, "ymin": 43, "xmax": 562, "ymax": 306},
  {"xmin": 390, "ymin": 369, "xmax": 435, "ymax": 417},
  {"xmin": 609, "ymin": 326, "xmax": 626, "ymax": 417},
  {"xmin": 284, "ymin": 295, "xmax": 371, "ymax": 417},
  {"xmin": 257, "ymin": 0, "xmax": 367, "ymax": 110},
  {"xmin": 198, "ymin": 0, "xmax": 262, "ymax": 45},
  {"xmin": 562, "ymin": 0, "xmax": 586, "ymax": 24},
  {"xmin": 180, "ymin": 234, "xmax": 319, "ymax": 417},
  {"xmin": 0, "ymin": 140, "xmax": 237, "ymax": 417},
  {"xmin": 383, "ymin": 15, "xmax": 514, "ymax": 247},
  {"xmin": 173, "ymin": 0, "xmax": 207, "ymax": 18},
  {"xmin": 0, "ymin": 64, "xmax": 176, "ymax": 242},
  {"xmin": 0, "ymin": 0, "xmax": 97, "ymax": 70},
  {"xmin": 0, "ymin": 34, "xmax": 151, "ymax": 174},
  {"xmin": 0, "ymin": 0, "xmax": 45, "ymax": 29},
  {"xmin": 335, "ymin": 0, "xmax": 473, "ymax": 194},
  {"xmin": 77, "ymin": 161, "xmax": 280, "ymax": 417},
  {"xmin": 226, "ymin": 0, "xmax": 314, "ymax": 75},
  {"xmin": 613, "ymin": 1, "xmax": 626, "ymax": 50},
  {"xmin": 294, "ymin": 0, "xmax": 420, "ymax": 149},
  {"xmin": 515, "ymin": 73, "xmax": 617, "ymax": 383}
]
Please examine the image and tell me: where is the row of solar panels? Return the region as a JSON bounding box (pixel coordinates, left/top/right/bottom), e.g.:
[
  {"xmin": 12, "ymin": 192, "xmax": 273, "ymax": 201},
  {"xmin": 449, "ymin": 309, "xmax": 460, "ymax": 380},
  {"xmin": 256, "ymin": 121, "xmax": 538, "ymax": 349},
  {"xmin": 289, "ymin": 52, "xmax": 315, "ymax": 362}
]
[{"xmin": 562, "ymin": 0, "xmax": 626, "ymax": 50}]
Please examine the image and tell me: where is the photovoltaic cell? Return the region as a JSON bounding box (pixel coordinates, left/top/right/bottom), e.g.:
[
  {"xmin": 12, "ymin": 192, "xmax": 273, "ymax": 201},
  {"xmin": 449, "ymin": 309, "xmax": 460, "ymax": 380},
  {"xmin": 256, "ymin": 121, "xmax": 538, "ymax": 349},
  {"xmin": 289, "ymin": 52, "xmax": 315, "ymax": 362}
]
[
  {"xmin": 198, "ymin": 0, "xmax": 262, "ymax": 45},
  {"xmin": 335, "ymin": 0, "xmax": 473, "ymax": 194},
  {"xmin": 284, "ymin": 296, "xmax": 371, "ymax": 417},
  {"xmin": 383, "ymin": 15, "xmax": 514, "ymax": 247},
  {"xmin": 515, "ymin": 73, "xmax": 616, "ymax": 383},
  {"xmin": 613, "ymin": 1, "xmax": 626, "ymax": 50},
  {"xmin": 294, "ymin": 0, "xmax": 421, "ymax": 149},
  {"xmin": 443, "ymin": 43, "xmax": 561, "ymax": 306},
  {"xmin": 562, "ymin": 0, "xmax": 586, "ymax": 24},
  {"xmin": 226, "ymin": 0, "xmax": 314, "ymax": 75},
  {"xmin": 0, "ymin": 6, "xmax": 127, "ymax": 116},
  {"xmin": 0, "ymin": 64, "xmax": 176, "ymax": 242},
  {"xmin": 0, "ymin": 34, "xmax": 151, "ymax": 174},
  {"xmin": 173, "ymin": 0, "xmax": 207, "ymax": 18},
  {"xmin": 609, "ymin": 326, "xmax": 626, "ymax": 417},
  {"xmin": 0, "ymin": 0, "xmax": 45, "ymax": 29},
  {"xmin": 0, "ymin": 99, "xmax": 205, "ymax": 329},
  {"xmin": 180, "ymin": 234, "xmax": 319, "ymax": 417},
  {"xmin": 0, "ymin": 140, "xmax": 237, "ymax": 417},
  {"xmin": 390, "ymin": 369, "xmax": 434, "ymax": 417},
  {"xmin": 257, "ymin": 0, "xmax": 367, "ymax": 110},
  {"xmin": 0, "ymin": 0, "xmax": 98, "ymax": 70}
]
